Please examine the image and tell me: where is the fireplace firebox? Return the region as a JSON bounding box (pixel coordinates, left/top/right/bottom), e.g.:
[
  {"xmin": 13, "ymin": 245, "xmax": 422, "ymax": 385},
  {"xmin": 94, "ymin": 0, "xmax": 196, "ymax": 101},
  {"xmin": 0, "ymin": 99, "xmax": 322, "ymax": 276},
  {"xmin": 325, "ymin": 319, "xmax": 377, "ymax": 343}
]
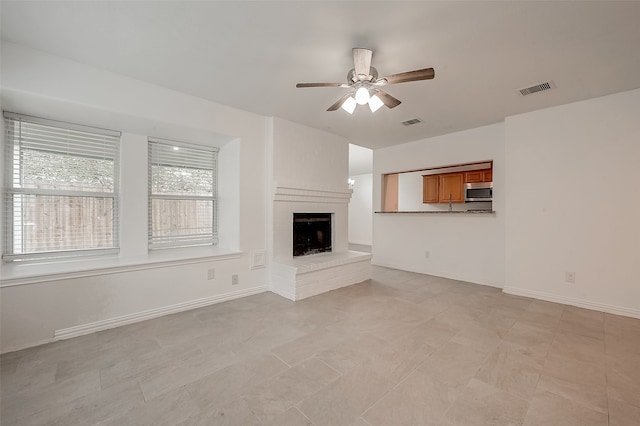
[{"xmin": 293, "ymin": 213, "xmax": 332, "ymax": 257}]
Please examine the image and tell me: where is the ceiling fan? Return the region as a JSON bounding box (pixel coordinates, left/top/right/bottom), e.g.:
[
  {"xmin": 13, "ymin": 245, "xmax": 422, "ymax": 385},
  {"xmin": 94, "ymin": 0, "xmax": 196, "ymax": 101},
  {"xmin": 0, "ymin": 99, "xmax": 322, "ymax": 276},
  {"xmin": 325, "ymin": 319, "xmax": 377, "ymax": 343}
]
[{"xmin": 296, "ymin": 48, "xmax": 435, "ymax": 114}]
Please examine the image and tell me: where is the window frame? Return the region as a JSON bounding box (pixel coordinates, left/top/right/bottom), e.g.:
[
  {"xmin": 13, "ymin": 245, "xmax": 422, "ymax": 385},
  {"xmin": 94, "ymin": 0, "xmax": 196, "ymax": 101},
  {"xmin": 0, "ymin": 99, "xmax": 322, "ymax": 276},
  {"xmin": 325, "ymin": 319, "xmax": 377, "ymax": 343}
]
[
  {"xmin": 3, "ymin": 112, "xmax": 121, "ymax": 263},
  {"xmin": 147, "ymin": 137, "xmax": 219, "ymax": 250}
]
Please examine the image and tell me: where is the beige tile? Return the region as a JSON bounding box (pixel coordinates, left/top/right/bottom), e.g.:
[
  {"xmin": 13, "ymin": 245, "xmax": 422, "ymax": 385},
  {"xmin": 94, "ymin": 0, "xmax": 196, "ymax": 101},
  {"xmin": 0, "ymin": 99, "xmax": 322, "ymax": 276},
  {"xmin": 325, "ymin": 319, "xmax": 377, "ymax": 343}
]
[
  {"xmin": 11, "ymin": 380, "xmax": 144, "ymax": 426},
  {"xmin": 605, "ymin": 333, "xmax": 640, "ymax": 357},
  {"xmin": 604, "ymin": 312, "xmax": 640, "ymax": 338},
  {"xmin": 504, "ymin": 321, "xmax": 555, "ymax": 351},
  {"xmin": 185, "ymin": 353, "xmax": 289, "ymax": 412},
  {"xmin": 261, "ymin": 407, "xmax": 314, "ymax": 426},
  {"xmin": 1, "ymin": 370, "xmax": 101, "ymax": 425},
  {"xmin": 451, "ymin": 323, "xmax": 503, "ymax": 354},
  {"xmin": 606, "ymin": 353, "xmax": 640, "ymax": 408},
  {"xmin": 475, "ymin": 309, "xmax": 519, "ymax": 337},
  {"xmin": 513, "ymin": 310, "xmax": 562, "ymax": 333},
  {"xmin": 0, "ymin": 361, "xmax": 57, "ymax": 398},
  {"xmin": 99, "ymin": 344, "xmax": 203, "ymax": 390},
  {"xmin": 537, "ymin": 354, "xmax": 608, "ymax": 413},
  {"xmin": 363, "ymin": 368, "xmax": 456, "ymax": 426},
  {"xmin": 523, "ymin": 390, "xmax": 607, "ymax": 426},
  {"xmin": 96, "ymin": 387, "xmax": 200, "ymax": 426},
  {"xmin": 526, "ymin": 299, "xmax": 566, "ymax": 317},
  {"xmin": 475, "ymin": 341, "xmax": 543, "ymax": 400},
  {"xmin": 386, "ymin": 317, "xmax": 460, "ymax": 349},
  {"xmin": 370, "ymin": 336, "xmax": 436, "ymax": 385},
  {"xmin": 441, "ymin": 378, "xmax": 529, "ymax": 426},
  {"xmin": 139, "ymin": 346, "xmax": 238, "ymax": 401},
  {"xmin": 433, "ymin": 305, "xmax": 486, "ymax": 330},
  {"xmin": 417, "ymin": 341, "xmax": 488, "ymax": 393},
  {"xmin": 297, "ymin": 361, "xmax": 395, "ymax": 426},
  {"xmin": 271, "ymin": 329, "xmax": 346, "ymax": 365},
  {"xmin": 559, "ymin": 306, "xmax": 604, "ymax": 340},
  {"xmin": 0, "ymin": 352, "xmax": 21, "ymax": 375},
  {"xmin": 176, "ymin": 399, "xmax": 261, "ymax": 426},
  {"xmin": 55, "ymin": 337, "xmax": 162, "ymax": 382},
  {"xmin": 316, "ymin": 333, "xmax": 392, "ymax": 373},
  {"xmin": 548, "ymin": 330, "xmax": 605, "ymax": 365},
  {"xmin": 241, "ymin": 357, "xmax": 340, "ymax": 422},
  {"xmin": 608, "ymin": 397, "xmax": 640, "ymax": 426},
  {"xmin": 16, "ymin": 334, "xmax": 101, "ymax": 369}
]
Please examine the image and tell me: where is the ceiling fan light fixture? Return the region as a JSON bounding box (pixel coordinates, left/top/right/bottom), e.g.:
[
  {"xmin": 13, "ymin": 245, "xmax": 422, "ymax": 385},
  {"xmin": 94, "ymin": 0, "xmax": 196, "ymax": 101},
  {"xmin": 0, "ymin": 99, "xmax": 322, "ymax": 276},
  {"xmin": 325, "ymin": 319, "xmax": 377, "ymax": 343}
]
[
  {"xmin": 368, "ymin": 94, "xmax": 384, "ymax": 112},
  {"xmin": 341, "ymin": 96, "xmax": 357, "ymax": 114},
  {"xmin": 355, "ymin": 86, "xmax": 370, "ymax": 105}
]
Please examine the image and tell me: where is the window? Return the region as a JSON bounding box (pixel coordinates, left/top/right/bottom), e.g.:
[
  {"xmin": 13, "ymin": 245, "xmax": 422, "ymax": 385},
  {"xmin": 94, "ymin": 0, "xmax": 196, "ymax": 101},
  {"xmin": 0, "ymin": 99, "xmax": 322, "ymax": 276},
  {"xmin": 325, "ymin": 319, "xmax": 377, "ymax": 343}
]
[
  {"xmin": 3, "ymin": 112, "xmax": 120, "ymax": 262},
  {"xmin": 148, "ymin": 138, "xmax": 218, "ymax": 250}
]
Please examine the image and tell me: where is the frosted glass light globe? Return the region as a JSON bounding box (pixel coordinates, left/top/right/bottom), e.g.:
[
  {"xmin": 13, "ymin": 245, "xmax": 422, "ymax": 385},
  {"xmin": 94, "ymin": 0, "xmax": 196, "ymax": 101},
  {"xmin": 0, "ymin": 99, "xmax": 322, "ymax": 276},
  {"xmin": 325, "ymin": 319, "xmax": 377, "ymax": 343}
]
[
  {"xmin": 341, "ymin": 96, "xmax": 357, "ymax": 114},
  {"xmin": 355, "ymin": 86, "xmax": 370, "ymax": 105}
]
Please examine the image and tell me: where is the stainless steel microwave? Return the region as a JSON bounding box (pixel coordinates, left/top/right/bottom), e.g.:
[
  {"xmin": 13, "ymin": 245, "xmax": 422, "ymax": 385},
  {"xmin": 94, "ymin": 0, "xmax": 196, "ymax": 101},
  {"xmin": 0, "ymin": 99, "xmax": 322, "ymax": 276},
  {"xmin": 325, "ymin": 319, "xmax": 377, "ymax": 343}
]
[{"xmin": 464, "ymin": 182, "xmax": 493, "ymax": 202}]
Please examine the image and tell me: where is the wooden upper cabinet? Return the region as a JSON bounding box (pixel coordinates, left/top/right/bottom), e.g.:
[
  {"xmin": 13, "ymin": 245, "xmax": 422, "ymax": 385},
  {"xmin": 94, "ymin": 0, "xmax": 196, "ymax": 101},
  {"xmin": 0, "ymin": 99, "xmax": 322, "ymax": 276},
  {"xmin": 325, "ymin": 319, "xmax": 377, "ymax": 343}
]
[
  {"xmin": 422, "ymin": 175, "xmax": 439, "ymax": 203},
  {"xmin": 465, "ymin": 168, "xmax": 492, "ymax": 183},
  {"xmin": 439, "ymin": 172, "xmax": 464, "ymax": 203}
]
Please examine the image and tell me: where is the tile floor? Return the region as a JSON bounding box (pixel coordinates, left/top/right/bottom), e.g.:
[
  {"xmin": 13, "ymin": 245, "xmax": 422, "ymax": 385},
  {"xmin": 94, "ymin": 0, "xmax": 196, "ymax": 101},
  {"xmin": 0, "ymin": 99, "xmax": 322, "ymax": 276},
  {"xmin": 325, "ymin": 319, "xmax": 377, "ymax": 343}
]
[{"xmin": 1, "ymin": 266, "xmax": 639, "ymax": 425}]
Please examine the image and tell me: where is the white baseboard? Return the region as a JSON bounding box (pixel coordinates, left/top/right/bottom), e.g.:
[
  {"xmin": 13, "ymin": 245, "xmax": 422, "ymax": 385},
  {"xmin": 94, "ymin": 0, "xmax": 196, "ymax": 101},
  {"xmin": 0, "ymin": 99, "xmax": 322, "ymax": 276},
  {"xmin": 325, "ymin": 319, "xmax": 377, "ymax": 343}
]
[
  {"xmin": 54, "ymin": 285, "xmax": 268, "ymax": 341},
  {"xmin": 503, "ymin": 286, "xmax": 640, "ymax": 319},
  {"xmin": 269, "ymin": 286, "xmax": 296, "ymax": 301}
]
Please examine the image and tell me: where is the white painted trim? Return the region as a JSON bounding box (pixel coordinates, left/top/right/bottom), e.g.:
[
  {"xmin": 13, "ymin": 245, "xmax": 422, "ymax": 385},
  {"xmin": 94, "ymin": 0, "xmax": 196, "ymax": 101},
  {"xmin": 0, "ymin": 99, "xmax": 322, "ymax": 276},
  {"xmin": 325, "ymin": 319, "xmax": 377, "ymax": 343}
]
[
  {"xmin": 503, "ymin": 286, "xmax": 640, "ymax": 319},
  {"xmin": 250, "ymin": 250, "xmax": 266, "ymax": 269},
  {"xmin": 269, "ymin": 286, "xmax": 296, "ymax": 301},
  {"xmin": 54, "ymin": 285, "xmax": 269, "ymax": 341},
  {"xmin": 1, "ymin": 252, "xmax": 242, "ymax": 287},
  {"xmin": 273, "ymin": 184, "xmax": 353, "ymax": 204}
]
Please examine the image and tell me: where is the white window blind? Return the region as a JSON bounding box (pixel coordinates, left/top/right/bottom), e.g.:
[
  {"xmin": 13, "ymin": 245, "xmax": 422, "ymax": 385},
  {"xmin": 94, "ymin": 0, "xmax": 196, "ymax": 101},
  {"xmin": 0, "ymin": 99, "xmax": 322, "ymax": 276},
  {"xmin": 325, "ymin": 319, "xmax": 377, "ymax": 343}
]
[
  {"xmin": 148, "ymin": 138, "xmax": 218, "ymax": 250},
  {"xmin": 3, "ymin": 112, "xmax": 120, "ymax": 262}
]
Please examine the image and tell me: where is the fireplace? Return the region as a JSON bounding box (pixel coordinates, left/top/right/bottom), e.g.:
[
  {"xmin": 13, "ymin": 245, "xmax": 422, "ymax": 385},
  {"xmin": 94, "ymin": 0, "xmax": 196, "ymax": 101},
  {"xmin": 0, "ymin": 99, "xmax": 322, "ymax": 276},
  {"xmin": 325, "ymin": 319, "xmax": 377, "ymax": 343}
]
[{"xmin": 293, "ymin": 213, "xmax": 332, "ymax": 257}]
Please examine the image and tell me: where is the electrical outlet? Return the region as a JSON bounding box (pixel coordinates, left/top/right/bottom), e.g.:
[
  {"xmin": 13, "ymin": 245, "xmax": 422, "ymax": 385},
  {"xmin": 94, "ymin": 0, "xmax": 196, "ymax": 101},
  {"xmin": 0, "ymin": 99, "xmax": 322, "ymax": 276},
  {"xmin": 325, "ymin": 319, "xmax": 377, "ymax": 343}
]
[
  {"xmin": 425, "ymin": 251, "xmax": 430, "ymax": 259},
  {"xmin": 207, "ymin": 269, "xmax": 215, "ymax": 280},
  {"xmin": 565, "ymin": 272, "xmax": 576, "ymax": 283},
  {"xmin": 231, "ymin": 274, "xmax": 239, "ymax": 285}
]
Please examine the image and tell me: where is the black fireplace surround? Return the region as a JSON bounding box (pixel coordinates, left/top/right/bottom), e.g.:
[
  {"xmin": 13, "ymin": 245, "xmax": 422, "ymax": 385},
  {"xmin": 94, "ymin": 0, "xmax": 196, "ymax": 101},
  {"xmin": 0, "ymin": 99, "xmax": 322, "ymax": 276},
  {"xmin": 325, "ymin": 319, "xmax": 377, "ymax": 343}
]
[{"xmin": 293, "ymin": 213, "xmax": 332, "ymax": 257}]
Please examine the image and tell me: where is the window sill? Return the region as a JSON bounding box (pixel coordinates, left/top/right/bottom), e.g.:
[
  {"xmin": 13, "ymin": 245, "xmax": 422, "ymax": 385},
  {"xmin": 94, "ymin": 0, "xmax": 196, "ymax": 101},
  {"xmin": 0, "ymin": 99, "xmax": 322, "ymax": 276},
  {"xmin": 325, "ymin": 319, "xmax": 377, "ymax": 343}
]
[{"xmin": 0, "ymin": 246, "xmax": 242, "ymax": 287}]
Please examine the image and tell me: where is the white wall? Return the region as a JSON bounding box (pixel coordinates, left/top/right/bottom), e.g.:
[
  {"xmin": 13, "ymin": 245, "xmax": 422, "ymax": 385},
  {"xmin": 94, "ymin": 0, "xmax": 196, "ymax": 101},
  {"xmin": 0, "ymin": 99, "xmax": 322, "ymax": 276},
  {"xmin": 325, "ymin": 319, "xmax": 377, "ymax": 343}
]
[
  {"xmin": 0, "ymin": 42, "xmax": 270, "ymax": 352},
  {"xmin": 270, "ymin": 117, "xmax": 350, "ymax": 263},
  {"xmin": 348, "ymin": 173, "xmax": 373, "ymax": 246},
  {"xmin": 372, "ymin": 123, "xmax": 506, "ymax": 287},
  {"xmin": 272, "ymin": 117, "xmax": 349, "ymax": 191},
  {"xmin": 504, "ymin": 88, "xmax": 640, "ymax": 317}
]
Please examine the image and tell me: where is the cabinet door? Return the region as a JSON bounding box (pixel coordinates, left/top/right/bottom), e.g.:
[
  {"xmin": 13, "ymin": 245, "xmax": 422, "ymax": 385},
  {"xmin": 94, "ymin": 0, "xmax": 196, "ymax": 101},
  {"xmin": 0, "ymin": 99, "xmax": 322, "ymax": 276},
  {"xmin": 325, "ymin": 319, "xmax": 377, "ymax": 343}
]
[
  {"xmin": 465, "ymin": 170, "xmax": 484, "ymax": 183},
  {"xmin": 422, "ymin": 175, "xmax": 439, "ymax": 203},
  {"xmin": 439, "ymin": 172, "xmax": 464, "ymax": 203},
  {"xmin": 483, "ymin": 169, "xmax": 493, "ymax": 182}
]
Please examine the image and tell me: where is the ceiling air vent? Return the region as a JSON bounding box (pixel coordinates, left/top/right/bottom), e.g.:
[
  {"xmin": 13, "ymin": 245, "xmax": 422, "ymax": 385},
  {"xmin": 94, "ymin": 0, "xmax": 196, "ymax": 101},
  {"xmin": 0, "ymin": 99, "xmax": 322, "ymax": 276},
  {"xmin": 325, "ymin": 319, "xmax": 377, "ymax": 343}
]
[
  {"xmin": 402, "ymin": 118, "xmax": 422, "ymax": 126},
  {"xmin": 518, "ymin": 80, "xmax": 556, "ymax": 96}
]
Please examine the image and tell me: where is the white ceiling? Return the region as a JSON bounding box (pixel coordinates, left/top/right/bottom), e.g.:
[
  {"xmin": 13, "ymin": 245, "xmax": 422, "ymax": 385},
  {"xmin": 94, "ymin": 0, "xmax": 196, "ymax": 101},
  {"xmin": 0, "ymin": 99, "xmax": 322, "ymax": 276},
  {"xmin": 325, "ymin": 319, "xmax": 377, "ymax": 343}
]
[{"xmin": 2, "ymin": 1, "xmax": 640, "ymax": 150}]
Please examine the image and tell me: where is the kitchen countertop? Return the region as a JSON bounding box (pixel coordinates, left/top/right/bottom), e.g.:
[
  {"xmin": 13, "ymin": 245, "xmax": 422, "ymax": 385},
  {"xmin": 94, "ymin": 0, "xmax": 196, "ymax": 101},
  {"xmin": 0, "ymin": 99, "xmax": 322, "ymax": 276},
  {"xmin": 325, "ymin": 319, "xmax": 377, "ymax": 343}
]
[{"xmin": 375, "ymin": 210, "xmax": 495, "ymax": 214}]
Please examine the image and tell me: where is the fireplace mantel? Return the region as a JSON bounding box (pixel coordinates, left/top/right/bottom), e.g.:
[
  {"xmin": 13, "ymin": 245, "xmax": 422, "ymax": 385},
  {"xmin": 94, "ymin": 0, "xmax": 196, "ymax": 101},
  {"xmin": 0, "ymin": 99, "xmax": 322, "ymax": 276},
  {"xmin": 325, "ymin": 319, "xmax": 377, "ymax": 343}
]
[{"xmin": 274, "ymin": 183, "xmax": 352, "ymax": 204}]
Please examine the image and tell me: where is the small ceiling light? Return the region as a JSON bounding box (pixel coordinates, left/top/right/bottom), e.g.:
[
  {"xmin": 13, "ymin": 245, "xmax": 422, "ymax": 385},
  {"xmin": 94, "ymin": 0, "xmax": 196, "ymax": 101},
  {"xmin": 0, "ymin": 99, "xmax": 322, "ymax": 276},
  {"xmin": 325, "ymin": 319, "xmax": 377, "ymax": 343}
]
[
  {"xmin": 173, "ymin": 146, "xmax": 180, "ymax": 151},
  {"xmin": 341, "ymin": 96, "xmax": 357, "ymax": 114},
  {"xmin": 368, "ymin": 94, "xmax": 384, "ymax": 113},
  {"xmin": 355, "ymin": 86, "xmax": 370, "ymax": 105}
]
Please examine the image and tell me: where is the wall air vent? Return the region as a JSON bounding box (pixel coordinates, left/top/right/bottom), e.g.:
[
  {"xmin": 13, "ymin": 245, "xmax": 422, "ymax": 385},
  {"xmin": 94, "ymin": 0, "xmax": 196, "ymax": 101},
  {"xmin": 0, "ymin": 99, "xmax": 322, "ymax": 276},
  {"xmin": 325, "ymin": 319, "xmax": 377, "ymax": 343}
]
[
  {"xmin": 402, "ymin": 118, "xmax": 422, "ymax": 126},
  {"xmin": 518, "ymin": 80, "xmax": 556, "ymax": 96}
]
